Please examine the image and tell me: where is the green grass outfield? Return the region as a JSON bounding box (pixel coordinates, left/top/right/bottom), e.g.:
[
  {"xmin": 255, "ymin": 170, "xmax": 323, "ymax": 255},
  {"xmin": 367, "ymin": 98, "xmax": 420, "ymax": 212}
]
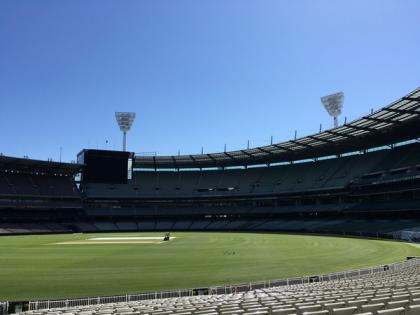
[{"xmin": 0, "ymin": 232, "xmax": 420, "ymax": 301}]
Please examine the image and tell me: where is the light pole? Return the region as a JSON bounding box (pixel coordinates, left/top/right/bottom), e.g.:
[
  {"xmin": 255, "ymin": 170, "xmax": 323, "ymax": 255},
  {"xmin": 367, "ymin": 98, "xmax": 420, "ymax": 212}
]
[
  {"xmin": 321, "ymin": 92, "xmax": 344, "ymax": 128},
  {"xmin": 115, "ymin": 112, "xmax": 136, "ymax": 151}
]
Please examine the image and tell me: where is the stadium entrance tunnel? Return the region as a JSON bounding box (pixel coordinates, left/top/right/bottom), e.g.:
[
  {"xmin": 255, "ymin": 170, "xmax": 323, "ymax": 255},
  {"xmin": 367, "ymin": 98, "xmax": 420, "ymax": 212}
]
[{"xmin": 5, "ymin": 301, "xmax": 29, "ymax": 315}]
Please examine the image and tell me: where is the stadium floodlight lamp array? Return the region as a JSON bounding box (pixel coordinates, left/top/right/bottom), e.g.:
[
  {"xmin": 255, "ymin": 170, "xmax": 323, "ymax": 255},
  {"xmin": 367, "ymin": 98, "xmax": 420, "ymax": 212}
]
[
  {"xmin": 115, "ymin": 112, "xmax": 136, "ymax": 151},
  {"xmin": 321, "ymin": 92, "xmax": 344, "ymax": 128}
]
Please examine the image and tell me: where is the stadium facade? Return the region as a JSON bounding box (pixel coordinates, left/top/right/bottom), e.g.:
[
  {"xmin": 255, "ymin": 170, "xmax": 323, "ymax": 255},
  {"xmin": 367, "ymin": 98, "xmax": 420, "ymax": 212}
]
[{"xmin": 1, "ymin": 87, "xmax": 420, "ymax": 240}]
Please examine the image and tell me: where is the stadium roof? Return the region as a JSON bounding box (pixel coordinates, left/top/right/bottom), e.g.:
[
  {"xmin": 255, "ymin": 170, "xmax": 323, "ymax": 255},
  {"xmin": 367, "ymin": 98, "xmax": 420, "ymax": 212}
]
[
  {"xmin": 136, "ymin": 87, "xmax": 420, "ymax": 169},
  {"xmin": 0, "ymin": 156, "xmax": 83, "ymax": 174}
]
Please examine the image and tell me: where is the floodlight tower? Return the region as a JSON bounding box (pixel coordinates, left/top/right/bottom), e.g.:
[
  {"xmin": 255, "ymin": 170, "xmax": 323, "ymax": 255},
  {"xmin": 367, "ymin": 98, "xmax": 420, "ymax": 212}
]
[
  {"xmin": 115, "ymin": 112, "xmax": 136, "ymax": 151},
  {"xmin": 321, "ymin": 92, "xmax": 344, "ymax": 128}
]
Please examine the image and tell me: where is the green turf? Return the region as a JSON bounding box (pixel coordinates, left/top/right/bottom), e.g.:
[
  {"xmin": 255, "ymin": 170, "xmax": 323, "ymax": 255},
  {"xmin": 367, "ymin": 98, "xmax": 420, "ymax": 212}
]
[{"xmin": 0, "ymin": 232, "xmax": 419, "ymax": 301}]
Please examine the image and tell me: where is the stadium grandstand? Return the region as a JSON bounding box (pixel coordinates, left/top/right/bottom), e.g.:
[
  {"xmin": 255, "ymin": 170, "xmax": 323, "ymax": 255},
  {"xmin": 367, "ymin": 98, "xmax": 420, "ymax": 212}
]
[
  {"xmin": 2, "ymin": 88, "xmax": 418, "ymax": 236},
  {"xmin": 0, "ymin": 156, "xmax": 83, "ymax": 235},
  {"xmin": 79, "ymin": 87, "xmax": 420, "ymax": 240},
  {"xmin": 0, "ymin": 87, "xmax": 420, "ymax": 238},
  {"xmin": 1, "ymin": 87, "xmax": 420, "ymax": 314}
]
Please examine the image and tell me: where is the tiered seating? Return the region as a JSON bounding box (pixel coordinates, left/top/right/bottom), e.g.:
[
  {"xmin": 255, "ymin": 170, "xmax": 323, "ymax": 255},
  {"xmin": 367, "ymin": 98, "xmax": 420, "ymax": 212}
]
[
  {"xmin": 0, "ymin": 173, "xmax": 78, "ymax": 197},
  {"xmin": 72, "ymin": 222, "xmax": 98, "ymax": 232},
  {"xmin": 84, "ymin": 143, "xmax": 420, "ymax": 199},
  {"xmin": 206, "ymin": 221, "xmax": 230, "ymax": 230},
  {"xmin": 116, "ymin": 221, "xmax": 138, "ymax": 231},
  {"xmin": 0, "ymin": 223, "xmax": 73, "ymax": 235},
  {"xmin": 172, "ymin": 221, "xmax": 193, "ymax": 230},
  {"xmin": 18, "ymin": 259, "xmax": 420, "ymax": 315},
  {"xmin": 0, "ymin": 218, "xmax": 418, "ymax": 236},
  {"xmin": 138, "ymin": 221, "xmax": 156, "ymax": 231},
  {"xmin": 0, "ymin": 165, "xmax": 83, "ymax": 232},
  {"xmin": 190, "ymin": 221, "xmax": 211, "ymax": 230},
  {"xmin": 155, "ymin": 221, "xmax": 175, "ymax": 230},
  {"xmin": 1, "ymin": 217, "xmax": 418, "ymax": 236},
  {"xmin": 94, "ymin": 222, "xmax": 118, "ymax": 231}
]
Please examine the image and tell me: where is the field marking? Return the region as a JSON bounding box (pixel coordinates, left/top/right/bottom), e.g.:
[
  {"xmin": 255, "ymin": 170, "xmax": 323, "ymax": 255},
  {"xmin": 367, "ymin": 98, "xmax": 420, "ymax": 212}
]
[
  {"xmin": 51, "ymin": 240, "xmax": 164, "ymax": 245},
  {"xmin": 408, "ymin": 243, "xmax": 420, "ymax": 249},
  {"xmin": 49, "ymin": 236, "xmax": 176, "ymax": 245},
  {"xmin": 88, "ymin": 237, "xmax": 175, "ymax": 241}
]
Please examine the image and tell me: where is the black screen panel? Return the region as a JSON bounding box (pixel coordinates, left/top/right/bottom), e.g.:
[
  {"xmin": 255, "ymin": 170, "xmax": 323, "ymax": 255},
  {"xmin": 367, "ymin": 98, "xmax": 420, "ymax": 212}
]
[{"xmin": 80, "ymin": 150, "xmax": 131, "ymax": 184}]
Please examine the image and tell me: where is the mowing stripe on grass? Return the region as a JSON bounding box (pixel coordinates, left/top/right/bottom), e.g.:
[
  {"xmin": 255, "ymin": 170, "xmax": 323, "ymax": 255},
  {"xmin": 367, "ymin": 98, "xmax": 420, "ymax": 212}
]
[{"xmin": 1, "ymin": 232, "xmax": 419, "ymax": 301}]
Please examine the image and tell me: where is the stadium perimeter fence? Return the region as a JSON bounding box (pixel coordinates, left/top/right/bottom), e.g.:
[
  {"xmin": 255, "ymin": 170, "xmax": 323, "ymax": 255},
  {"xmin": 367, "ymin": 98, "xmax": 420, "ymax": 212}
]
[{"xmin": 0, "ymin": 257, "xmax": 416, "ymax": 313}]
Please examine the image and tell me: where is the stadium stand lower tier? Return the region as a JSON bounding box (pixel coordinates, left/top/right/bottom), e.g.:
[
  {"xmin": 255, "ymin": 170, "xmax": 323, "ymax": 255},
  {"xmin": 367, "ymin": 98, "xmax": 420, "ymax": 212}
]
[
  {"xmin": 1, "ymin": 144, "xmax": 420, "ymax": 241},
  {"xmin": 13, "ymin": 259, "xmax": 420, "ymax": 315},
  {"xmin": 1, "ymin": 217, "xmax": 420, "ymax": 242}
]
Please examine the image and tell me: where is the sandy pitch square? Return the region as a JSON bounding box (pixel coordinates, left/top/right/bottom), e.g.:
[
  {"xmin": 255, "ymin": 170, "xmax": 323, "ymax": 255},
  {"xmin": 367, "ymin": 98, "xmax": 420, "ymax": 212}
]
[{"xmin": 51, "ymin": 236, "xmax": 176, "ymax": 245}]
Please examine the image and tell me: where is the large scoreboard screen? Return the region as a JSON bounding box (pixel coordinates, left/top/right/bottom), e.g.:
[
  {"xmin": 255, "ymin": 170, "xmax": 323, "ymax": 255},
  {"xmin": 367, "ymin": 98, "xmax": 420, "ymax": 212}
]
[{"xmin": 77, "ymin": 149, "xmax": 132, "ymax": 183}]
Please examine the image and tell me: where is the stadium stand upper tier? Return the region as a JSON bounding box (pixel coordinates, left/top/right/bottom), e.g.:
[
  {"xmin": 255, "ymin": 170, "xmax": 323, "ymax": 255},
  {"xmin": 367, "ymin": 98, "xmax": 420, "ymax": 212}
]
[
  {"xmin": 84, "ymin": 142, "xmax": 420, "ymax": 199},
  {"xmin": 133, "ymin": 87, "xmax": 420, "ymax": 169},
  {"xmin": 0, "ymin": 156, "xmax": 82, "ymax": 199}
]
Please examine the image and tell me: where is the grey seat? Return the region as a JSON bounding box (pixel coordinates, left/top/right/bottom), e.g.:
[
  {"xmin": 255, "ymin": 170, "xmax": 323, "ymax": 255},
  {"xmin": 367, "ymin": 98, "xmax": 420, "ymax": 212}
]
[
  {"xmin": 386, "ymin": 300, "xmax": 409, "ymax": 309},
  {"xmin": 324, "ymin": 302, "xmax": 346, "ymax": 311},
  {"xmin": 406, "ymin": 305, "xmax": 420, "ymax": 315},
  {"xmin": 332, "ymin": 306, "xmax": 358, "ymax": 315},
  {"xmin": 297, "ymin": 305, "xmax": 322, "ymax": 313},
  {"xmin": 360, "ymin": 303, "xmax": 384, "ymax": 313},
  {"xmin": 301, "ymin": 311, "xmax": 329, "ymax": 315},
  {"xmin": 242, "ymin": 311, "xmax": 269, "ymax": 315},
  {"xmin": 347, "ymin": 299, "xmax": 368, "ymax": 309},
  {"xmin": 376, "ymin": 307, "xmax": 405, "ymax": 315},
  {"xmin": 270, "ymin": 308, "xmax": 296, "ymax": 315}
]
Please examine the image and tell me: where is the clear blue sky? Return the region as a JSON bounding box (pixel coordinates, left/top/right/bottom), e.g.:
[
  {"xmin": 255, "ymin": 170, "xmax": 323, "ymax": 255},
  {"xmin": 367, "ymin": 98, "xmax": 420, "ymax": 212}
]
[{"xmin": 0, "ymin": 0, "xmax": 419, "ymax": 162}]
